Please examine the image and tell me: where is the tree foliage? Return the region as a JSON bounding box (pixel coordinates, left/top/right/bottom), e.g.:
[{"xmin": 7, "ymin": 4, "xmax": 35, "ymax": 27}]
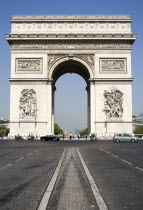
[
  {"xmin": 0, "ymin": 125, "xmax": 9, "ymax": 137},
  {"xmin": 54, "ymin": 123, "xmax": 64, "ymax": 135},
  {"xmin": 80, "ymin": 128, "xmax": 88, "ymax": 136},
  {"xmin": 134, "ymin": 125, "xmax": 143, "ymax": 134}
]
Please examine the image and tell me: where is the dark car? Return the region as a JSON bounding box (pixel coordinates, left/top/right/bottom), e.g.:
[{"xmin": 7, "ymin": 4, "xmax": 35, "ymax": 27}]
[{"xmin": 40, "ymin": 135, "xmax": 60, "ymax": 141}]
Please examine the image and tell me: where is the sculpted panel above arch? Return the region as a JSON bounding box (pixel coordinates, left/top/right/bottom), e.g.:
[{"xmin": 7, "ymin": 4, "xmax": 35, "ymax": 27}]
[{"xmin": 48, "ymin": 54, "xmax": 94, "ymax": 70}]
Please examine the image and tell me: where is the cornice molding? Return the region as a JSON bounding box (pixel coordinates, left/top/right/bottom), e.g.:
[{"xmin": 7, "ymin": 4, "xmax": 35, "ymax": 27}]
[
  {"xmin": 11, "ymin": 15, "xmax": 131, "ymax": 21},
  {"xmin": 89, "ymin": 78, "xmax": 133, "ymax": 84},
  {"xmin": 6, "ymin": 33, "xmax": 137, "ymax": 40},
  {"xmin": 10, "ymin": 78, "xmax": 53, "ymax": 85}
]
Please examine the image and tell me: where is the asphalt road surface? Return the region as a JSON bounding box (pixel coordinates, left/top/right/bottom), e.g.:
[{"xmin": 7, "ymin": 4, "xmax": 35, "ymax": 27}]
[{"xmin": 0, "ymin": 139, "xmax": 143, "ymax": 210}]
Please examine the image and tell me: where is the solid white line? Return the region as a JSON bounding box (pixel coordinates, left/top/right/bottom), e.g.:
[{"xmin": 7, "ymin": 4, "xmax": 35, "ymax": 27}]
[
  {"xmin": 121, "ymin": 159, "xmax": 132, "ymax": 165},
  {"xmin": 26, "ymin": 153, "xmax": 33, "ymax": 157},
  {"xmin": 77, "ymin": 149, "xmax": 108, "ymax": 210},
  {"xmin": 37, "ymin": 149, "xmax": 66, "ymax": 210},
  {"xmin": 110, "ymin": 154, "xmax": 118, "ymax": 158},
  {"xmin": 136, "ymin": 167, "xmax": 143, "ymax": 172},
  {"xmin": 0, "ymin": 164, "xmax": 12, "ymax": 171}
]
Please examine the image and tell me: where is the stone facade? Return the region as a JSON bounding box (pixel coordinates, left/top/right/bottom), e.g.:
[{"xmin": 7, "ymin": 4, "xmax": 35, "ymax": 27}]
[{"xmin": 5, "ymin": 15, "xmax": 136, "ymax": 137}]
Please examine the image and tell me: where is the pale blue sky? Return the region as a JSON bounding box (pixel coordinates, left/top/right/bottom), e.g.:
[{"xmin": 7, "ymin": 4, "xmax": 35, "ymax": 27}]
[{"xmin": 0, "ymin": 0, "xmax": 143, "ymax": 132}]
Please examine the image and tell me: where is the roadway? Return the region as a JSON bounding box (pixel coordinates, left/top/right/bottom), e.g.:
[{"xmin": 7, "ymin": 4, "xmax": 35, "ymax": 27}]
[{"xmin": 0, "ymin": 140, "xmax": 143, "ymax": 210}]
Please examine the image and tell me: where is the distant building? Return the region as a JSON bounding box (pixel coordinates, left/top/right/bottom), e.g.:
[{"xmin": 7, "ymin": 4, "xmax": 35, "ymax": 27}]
[
  {"xmin": 0, "ymin": 118, "xmax": 10, "ymax": 128},
  {"xmin": 133, "ymin": 113, "xmax": 143, "ymax": 125},
  {"xmin": 137, "ymin": 113, "xmax": 143, "ymax": 121},
  {"xmin": 75, "ymin": 129, "xmax": 80, "ymax": 134}
]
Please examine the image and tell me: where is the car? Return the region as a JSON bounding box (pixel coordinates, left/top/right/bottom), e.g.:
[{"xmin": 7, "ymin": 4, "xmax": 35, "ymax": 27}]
[
  {"xmin": 113, "ymin": 133, "xmax": 138, "ymax": 142},
  {"xmin": 40, "ymin": 135, "xmax": 60, "ymax": 141}
]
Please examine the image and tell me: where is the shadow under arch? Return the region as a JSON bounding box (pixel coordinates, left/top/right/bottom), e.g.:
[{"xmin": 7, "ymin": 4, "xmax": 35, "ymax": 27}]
[{"xmin": 49, "ymin": 56, "xmax": 93, "ymax": 85}]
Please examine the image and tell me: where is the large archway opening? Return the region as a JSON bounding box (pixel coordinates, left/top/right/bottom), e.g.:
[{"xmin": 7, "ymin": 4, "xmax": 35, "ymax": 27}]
[{"xmin": 51, "ymin": 60, "xmax": 91, "ymax": 136}]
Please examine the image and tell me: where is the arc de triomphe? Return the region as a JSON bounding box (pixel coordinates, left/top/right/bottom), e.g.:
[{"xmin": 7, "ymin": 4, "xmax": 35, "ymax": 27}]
[{"xmin": 5, "ymin": 15, "xmax": 136, "ymax": 137}]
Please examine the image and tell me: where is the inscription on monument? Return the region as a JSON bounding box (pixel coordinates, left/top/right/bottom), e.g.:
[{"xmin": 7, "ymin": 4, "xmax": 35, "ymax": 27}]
[
  {"xmin": 19, "ymin": 89, "xmax": 38, "ymax": 119},
  {"xmin": 100, "ymin": 59, "xmax": 126, "ymax": 73},
  {"xmin": 103, "ymin": 87, "xmax": 123, "ymax": 118},
  {"xmin": 16, "ymin": 59, "xmax": 42, "ymax": 73}
]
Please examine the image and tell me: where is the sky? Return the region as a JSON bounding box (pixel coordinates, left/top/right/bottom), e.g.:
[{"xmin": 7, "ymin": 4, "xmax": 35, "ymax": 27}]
[{"xmin": 0, "ymin": 0, "xmax": 143, "ymax": 132}]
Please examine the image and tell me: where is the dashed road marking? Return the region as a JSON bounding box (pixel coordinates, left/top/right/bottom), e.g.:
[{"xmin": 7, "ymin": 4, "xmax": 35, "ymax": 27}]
[
  {"xmin": 99, "ymin": 148, "xmax": 142, "ymax": 172},
  {"xmin": 136, "ymin": 167, "xmax": 143, "ymax": 172},
  {"xmin": 0, "ymin": 163, "xmax": 12, "ymax": 171},
  {"xmin": 26, "ymin": 153, "xmax": 33, "ymax": 157},
  {"xmin": 38, "ymin": 149, "xmax": 66, "ymax": 210},
  {"xmin": 6, "ymin": 150, "xmax": 14, "ymax": 153},
  {"xmin": 34, "ymin": 150, "xmax": 39, "ymax": 153},
  {"xmin": 0, "ymin": 150, "xmax": 39, "ymax": 172},
  {"xmin": 110, "ymin": 154, "xmax": 118, "ymax": 158},
  {"xmin": 15, "ymin": 157, "xmax": 24, "ymax": 162},
  {"xmin": 105, "ymin": 150, "xmax": 110, "ymax": 154},
  {"xmin": 77, "ymin": 148, "xmax": 108, "ymax": 210},
  {"xmin": 121, "ymin": 159, "xmax": 133, "ymax": 165}
]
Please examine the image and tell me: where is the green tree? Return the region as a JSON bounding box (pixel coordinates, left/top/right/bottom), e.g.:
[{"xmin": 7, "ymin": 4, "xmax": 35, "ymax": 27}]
[
  {"xmin": 0, "ymin": 125, "xmax": 9, "ymax": 137},
  {"xmin": 134, "ymin": 125, "xmax": 143, "ymax": 134},
  {"xmin": 80, "ymin": 128, "xmax": 88, "ymax": 136},
  {"xmin": 54, "ymin": 123, "xmax": 64, "ymax": 135}
]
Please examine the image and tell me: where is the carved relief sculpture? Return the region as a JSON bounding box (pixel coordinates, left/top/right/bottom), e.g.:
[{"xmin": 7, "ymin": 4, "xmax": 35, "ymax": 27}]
[
  {"xmin": 100, "ymin": 59, "xmax": 126, "ymax": 72},
  {"xmin": 103, "ymin": 87, "xmax": 123, "ymax": 118},
  {"xmin": 16, "ymin": 59, "xmax": 42, "ymax": 73},
  {"xmin": 19, "ymin": 89, "xmax": 38, "ymax": 119},
  {"xmin": 48, "ymin": 54, "xmax": 94, "ymax": 69}
]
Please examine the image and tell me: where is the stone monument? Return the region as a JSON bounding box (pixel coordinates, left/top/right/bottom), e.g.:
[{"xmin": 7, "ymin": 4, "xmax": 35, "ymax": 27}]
[{"xmin": 5, "ymin": 15, "xmax": 136, "ymax": 137}]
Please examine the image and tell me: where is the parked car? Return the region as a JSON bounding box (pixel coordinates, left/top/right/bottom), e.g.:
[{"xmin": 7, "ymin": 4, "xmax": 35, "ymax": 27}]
[
  {"xmin": 113, "ymin": 133, "xmax": 138, "ymax": 142},
  {"xmin": 40, "ymin": 135, "xmax": 60, "ymax": 141}
]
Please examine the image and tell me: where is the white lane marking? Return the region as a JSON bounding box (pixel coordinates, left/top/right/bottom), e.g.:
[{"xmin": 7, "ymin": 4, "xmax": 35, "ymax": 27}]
[
  {"xmin": 105, "ymin": 151, "xmax": 110, "ymax": 154},
  {"xmin": 99, "ymin": 148, "xmax": 104, "ymax": 151},
  {"xmin": 136, "ymin": 167, "xmax": 143, "ymax": 172},
  {"xmin": 6, "ymin": 150, "xmax": 14, "ymax": 153},
  {"xmin": 34, "ymin": 149, "xmax": 39, "ymax": 153},
  {"xmin": 121, "ymin": 159, "xmax": 133, "ymax": 165},
  {"xmin": 26, "ymin": 153, "xmax": 33, "ymax": 157},
  {"xmin": 110, "ymin": 154, "xmax": 118, "ymax": 158},
  {"xmin": 15, "ymin": 157, "xmax": 24, "ymax": 162},
  {"xmin": 38, "ymin": 149, "xmax": 66, "ymax": 210},
  {"xmin": 99, "ymin": 149, "xmax": 142, "ymax": 172},
  {"xmin": 0, "ymin": 149, "xmax": 39, "ymax": 172},
  {"xmin": 0, "ymin": 164, "xmax": 12, "ymax": 171},
  {"xmin": 77, "ymin": 149, "xmax": 108, "ymax": 210}
]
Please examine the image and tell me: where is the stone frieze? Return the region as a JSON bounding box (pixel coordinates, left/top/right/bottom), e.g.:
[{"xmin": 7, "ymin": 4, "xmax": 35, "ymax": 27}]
[
  {"xmin": 100, "ymin": 58, "xmax": 126, "ymax": 73},
  {"xmin": 11, "ymin": 42, "xmax": 131, "ymax": 50},
  {"xmin": 16, "ymin": 59, "xmax": 42, "ymax": 73}
]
